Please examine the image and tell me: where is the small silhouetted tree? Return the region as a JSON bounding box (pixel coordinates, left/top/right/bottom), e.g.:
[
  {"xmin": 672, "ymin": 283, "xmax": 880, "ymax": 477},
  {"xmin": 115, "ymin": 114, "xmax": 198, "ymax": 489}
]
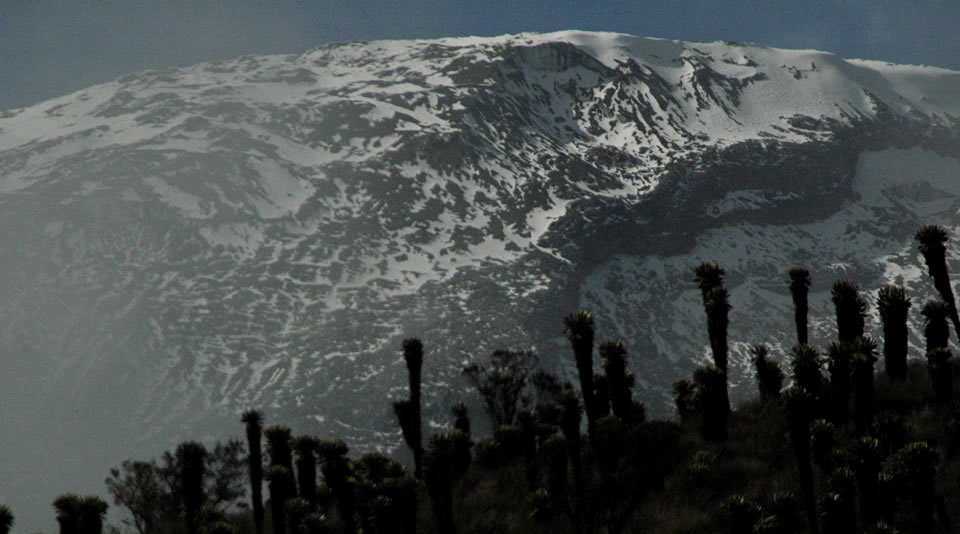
[
  {"xmin": 394, "ymin": 337, "xmax": 424, "ymax": 479},
  {"xmin": 241, "ymin": 409, "xmax": 265, "ymax": 534},
  {"xmin": 751, "ymin": 344, "xmax": 783, "ymax": 403},
  {"xmin": 105, "ymin": 460, "xmax": 165, "ymax": 534},
  {"xmin": 915, "ymin": 224, "xmax": 960, "ymax": 342},
  {"xmin": 922, "ymin": 299, "xmax": 950, "ymax": 351},
  {"xmin": 832, "ymin": 280, "xmax": 866, "ymax": 343},
  {"xmin": 789, "ymin": 267, "xmax": 812, "ymax": 345},
  {"xmin": 462, "ymin": 349, "xmax": 538, "ymax": 427},
  {"xmin": 564, "ymin": 310, "xmax": 598, "ymax": 438},
  {"xmin": 877, "ymin": 285, "xmax": 911, "ymax": 380},
  {"xmin": 107, "ymin": 441, "xmax": 245, "ymax": 532}
]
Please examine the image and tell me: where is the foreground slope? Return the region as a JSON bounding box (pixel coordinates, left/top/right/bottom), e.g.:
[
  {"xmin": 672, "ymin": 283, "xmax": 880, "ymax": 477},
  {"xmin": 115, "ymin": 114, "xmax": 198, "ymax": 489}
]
[{"xmin": 0, "ymin": 31, "xmax": 959, "ymax": 526}]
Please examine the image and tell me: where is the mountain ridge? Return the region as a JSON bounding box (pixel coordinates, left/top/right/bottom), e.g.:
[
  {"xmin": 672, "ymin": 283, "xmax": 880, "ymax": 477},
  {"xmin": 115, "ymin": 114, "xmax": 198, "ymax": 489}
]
[{"xmin": 1, "ymin": 31, "xmax": 960, "ymax": 530}]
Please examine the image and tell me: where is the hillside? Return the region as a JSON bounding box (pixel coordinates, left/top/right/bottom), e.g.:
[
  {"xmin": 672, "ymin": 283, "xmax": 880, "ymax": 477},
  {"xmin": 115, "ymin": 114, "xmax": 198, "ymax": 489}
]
[{"xmin": 1, "ymin": 31, "xmax": 959, "ymax": 528}]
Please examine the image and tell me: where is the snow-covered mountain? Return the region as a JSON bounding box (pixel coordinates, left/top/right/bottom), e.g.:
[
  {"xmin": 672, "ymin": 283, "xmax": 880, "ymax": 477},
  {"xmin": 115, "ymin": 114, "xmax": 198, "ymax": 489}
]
[{"xmin": 1, "ymin": 31, "xmax": 959, "ymax": 525}]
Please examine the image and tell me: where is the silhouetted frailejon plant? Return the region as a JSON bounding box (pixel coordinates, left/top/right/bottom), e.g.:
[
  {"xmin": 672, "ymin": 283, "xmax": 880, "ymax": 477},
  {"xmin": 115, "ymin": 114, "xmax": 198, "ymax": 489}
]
[
  {"xmin": 877, "ymin": 285, "xmax": 911, "ymax": 380},
  {"xmin": 694, "ymin": 261, "xmax": 725, "ymax": 300},
  {"xmin": 851, "ymin": 337, "xmax": 879, "ymax": 435},
  {"xmin": 424, "ymin": 432, "xmax": 456, "ymax": 534},
  {"xmin": 672, "ymin": 378, "xmax": 697, "ymax": 421},
  {"xmin": 53, "ymin": 494, "xmax": 81, "ymax": 534},
  {"xmin": 826, "ymin": 342, "xmax": 852, "ymax": 425},
  {"xmin": 783, "ymin": 386, "xmax": 819, "ymax": 534},
  {"xmin": 600, "ymin": 341, "xmax": 633, "ymax": 422},
  {"xmin": 564, "ymin": 310, "xmax": 598, "ymax": 438},
  {"xmin": 394, "ymin": 337, "xmax": 424, "ymax": 479},
  {"xmin": 538, "ymin": 433, "xmax": 570, "ymax": 520},
  {"xmin": 789, "ymin": 267, "xmax": 812, "ymax": 345},
  {"xmin": 926, "ymin": 347, "xmax": 953, "ymax": 405},
  {"xmin": 292, "ymin": 435, "xmax": 318, "ymax": 507},
  {"xmin": 53, "ymin": 494, "xmax": 108, "ymax": 534},
  {"xmin": 176, "ymin": 441, "xmax": 207, "ymax": 534},
  {"xmin": 265, "ymin": 465, "xmax": 290, "ymax": 534},
  {"xmin": 693, "ymin": 365, "xmax": 729, "ymax": 441},
  {"xmin": 832, "ymin": 280, "xmax": 867, "ymax": 344},
  {"xmin": 241, "ymin": 409, "xmax": 265, "ymax": 534},
  {"xmin": 915, "ymin": 224, "xmax": 960, "ymax": 342},
  {"xmin": 264, "ymin": 425, "xmax": 297, "ymax": 507},
  {"xmin": 451, "ymin": 402, "xmax": 473, "ymax": 480},
  {"xmin": 317, "ymin": 439, "xmax": 356, "ymax": 534},
  {"xmin": 809, "ymin": 418, "xmax": 839, "ymax": 473},
  {"xmin": 692, "ymin": 263, "xmax": 732, "ymax": 420},
  {"xmin": 922, "ymin": 299, "xmax": 950, "ymax": 352},
  {"xmin": 724, "ymin": 494, "xmax": 762, "ymax": 534},
  {"xmin": 853, "ymin": 436, "xmax": 881, "ymax": 527},
  {"xmin": 516, "ymin": 408, "xmax": 539, "ymax": 490},
  {"xmin": 791, "ymin": 344, "xmax": 825, "ymax": 400},
  {"xmin": 885, "ymin": 441, "xmax": 937, "ymax": 533},
  {"xmin": 284, "ymin": 497, "xmax": 310, "ymax": 534},
  {"xmin": 557, "ymin": 386, "xmax": 584, "ymax": 530},
  {"xmin": 354, "ymin": 453, "xmax": 414, "ymax": 534},
  {"xmin": 820, "ymin": 467, "xmax": 856, "ymax": 534},
  {"xmin": 0, "ymin": 505, "xmax": 11, "ymax": 534},
  {"xmin": 705, "ymin": 285, "xmax": 732, "ymax": 374},
  {"xmin": 751, "ymin": 344, "xmax": 784, "ymax": 404}
]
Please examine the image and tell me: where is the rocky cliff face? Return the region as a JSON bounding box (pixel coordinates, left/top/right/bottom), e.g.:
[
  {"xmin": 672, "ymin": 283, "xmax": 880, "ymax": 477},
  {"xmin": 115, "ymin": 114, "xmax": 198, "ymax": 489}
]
[{"xmin": 1, "ymin": 31, "xmax": 959, "ymax": 526}]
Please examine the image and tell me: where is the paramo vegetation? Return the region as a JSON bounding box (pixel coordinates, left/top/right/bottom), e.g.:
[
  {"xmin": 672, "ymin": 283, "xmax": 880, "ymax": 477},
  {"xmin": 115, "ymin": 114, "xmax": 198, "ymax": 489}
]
[{"xmin": 8, "ymin": 224, "xmax": 960, "ymax": 533}]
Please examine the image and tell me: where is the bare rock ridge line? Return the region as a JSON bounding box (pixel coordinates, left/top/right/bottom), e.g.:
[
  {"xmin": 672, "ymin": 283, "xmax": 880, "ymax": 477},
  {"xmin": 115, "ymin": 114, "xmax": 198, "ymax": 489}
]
[{"xmin": 0, "ymin": 31, "xmax": 959, "ymax": 526}]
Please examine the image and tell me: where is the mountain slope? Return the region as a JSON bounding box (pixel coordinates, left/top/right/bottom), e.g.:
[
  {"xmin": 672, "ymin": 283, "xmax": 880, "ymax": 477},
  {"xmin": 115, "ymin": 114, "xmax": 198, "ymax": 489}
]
[{"xmin": 1, "ymin": 31, "xmax": 959, "ymax": 528}]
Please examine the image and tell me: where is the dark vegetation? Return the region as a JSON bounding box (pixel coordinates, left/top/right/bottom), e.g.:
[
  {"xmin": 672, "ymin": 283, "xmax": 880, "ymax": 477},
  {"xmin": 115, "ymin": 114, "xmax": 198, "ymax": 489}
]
[{"xmin": 14, "ymin": 224, "xmax": 960, "ymax": 533}]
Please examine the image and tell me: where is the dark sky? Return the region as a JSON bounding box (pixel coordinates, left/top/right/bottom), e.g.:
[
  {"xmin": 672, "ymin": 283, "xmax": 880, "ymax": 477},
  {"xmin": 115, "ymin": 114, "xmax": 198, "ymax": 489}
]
[{"xmin": 2, "ymin": 1, "xmax": 959, "ymax": 110}]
